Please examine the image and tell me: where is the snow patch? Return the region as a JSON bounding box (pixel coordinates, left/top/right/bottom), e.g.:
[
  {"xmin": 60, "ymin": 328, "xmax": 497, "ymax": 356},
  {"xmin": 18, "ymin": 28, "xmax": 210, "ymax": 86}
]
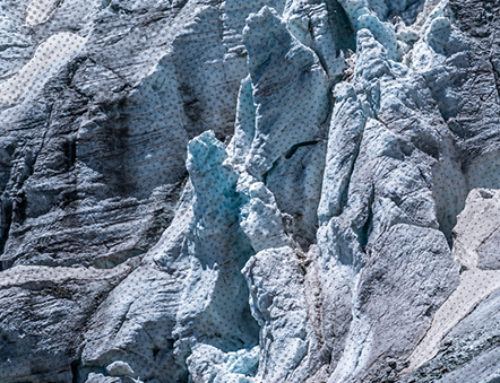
[
  {"xmin": 0, "ymin": 32, "xmax": 85, "ymax": 105},
  {"xmin": 26, "ymin": 0, "xmax": 62, "ymax": 26}
]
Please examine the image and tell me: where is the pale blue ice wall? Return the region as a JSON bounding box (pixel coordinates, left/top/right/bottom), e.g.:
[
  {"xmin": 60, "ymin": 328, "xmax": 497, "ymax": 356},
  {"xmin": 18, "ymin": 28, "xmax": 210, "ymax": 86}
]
[{"xmin": 0, "ymin": 0, "xmax": 499, "ymax": 382}]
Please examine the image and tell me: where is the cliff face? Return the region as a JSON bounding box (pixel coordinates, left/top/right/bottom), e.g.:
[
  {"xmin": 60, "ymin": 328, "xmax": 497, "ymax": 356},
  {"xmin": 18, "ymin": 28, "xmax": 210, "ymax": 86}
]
[{"xmin": 0, "ymin": 0, "xmax": 499, "ymax": 382}]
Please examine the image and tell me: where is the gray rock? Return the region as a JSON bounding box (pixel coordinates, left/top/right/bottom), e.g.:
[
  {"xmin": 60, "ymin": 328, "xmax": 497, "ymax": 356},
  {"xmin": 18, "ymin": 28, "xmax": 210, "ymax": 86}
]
[{"xmin": 0, "ymin": 262, "xmax": 135, "ymax": 382}]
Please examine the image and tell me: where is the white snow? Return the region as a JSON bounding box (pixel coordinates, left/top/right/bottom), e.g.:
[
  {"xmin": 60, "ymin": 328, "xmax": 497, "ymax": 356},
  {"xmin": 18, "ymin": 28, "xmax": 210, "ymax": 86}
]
[
  {"xmin": 405, "ymin": 268, "xmax": 500, "ymax": 372},
  {"xmin": 0, "ymin": 32, "xmax": 85, "ymax": 105},
  {"xmin": 26, "ymin": 0, "xmax": 62, "ymax": 26}
]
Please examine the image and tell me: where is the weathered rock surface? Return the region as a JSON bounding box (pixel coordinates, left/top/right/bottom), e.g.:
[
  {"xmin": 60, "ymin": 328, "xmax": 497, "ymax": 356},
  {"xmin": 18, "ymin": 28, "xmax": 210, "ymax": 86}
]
[{"xmin": 0, "ymin": 0, "xmax": 498, "ymax": 382}]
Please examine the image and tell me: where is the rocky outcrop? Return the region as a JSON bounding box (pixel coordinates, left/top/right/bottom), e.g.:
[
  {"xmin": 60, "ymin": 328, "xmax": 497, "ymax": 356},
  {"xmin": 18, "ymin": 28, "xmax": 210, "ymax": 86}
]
[{"xmin": 0, "ymin": 0, "xmax": 498, "ymax": 382}]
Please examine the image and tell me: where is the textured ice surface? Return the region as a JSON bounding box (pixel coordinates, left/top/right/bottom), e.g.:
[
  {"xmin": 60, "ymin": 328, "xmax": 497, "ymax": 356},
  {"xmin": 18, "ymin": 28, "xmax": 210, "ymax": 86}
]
[
  {"xmin": 242, "ymin": 6, "xmax": 329, "ymax": 177},
  {"xmin": 0, "ymin": 0, "xmax": 499, "ymax": 382}
]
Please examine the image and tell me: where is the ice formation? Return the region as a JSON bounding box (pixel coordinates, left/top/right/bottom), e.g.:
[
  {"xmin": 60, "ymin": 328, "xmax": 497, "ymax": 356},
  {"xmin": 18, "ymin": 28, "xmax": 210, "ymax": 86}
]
[{"xmin": 0, "ymin": 0, "xmax": 498, "ymax": 382}]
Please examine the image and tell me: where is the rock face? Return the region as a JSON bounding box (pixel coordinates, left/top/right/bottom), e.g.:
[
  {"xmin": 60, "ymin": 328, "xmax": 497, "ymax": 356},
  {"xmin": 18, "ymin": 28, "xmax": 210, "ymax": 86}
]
[{"xmin": 0, "ymin": 0, "xmax": 498, "ymax": 382}]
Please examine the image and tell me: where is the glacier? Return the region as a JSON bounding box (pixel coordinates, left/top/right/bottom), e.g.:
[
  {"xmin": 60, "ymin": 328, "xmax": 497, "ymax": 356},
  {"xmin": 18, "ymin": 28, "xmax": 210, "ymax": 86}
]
[{"xmin": 0, "ymin": 0, "xmax": 499, "ymax": 382}]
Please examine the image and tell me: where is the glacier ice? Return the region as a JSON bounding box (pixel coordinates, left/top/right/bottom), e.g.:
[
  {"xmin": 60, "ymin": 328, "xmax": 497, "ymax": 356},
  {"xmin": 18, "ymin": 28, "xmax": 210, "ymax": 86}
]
[{"xmin": 0, "ymin": 0, "xmax": 499, "ymax": 382}]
